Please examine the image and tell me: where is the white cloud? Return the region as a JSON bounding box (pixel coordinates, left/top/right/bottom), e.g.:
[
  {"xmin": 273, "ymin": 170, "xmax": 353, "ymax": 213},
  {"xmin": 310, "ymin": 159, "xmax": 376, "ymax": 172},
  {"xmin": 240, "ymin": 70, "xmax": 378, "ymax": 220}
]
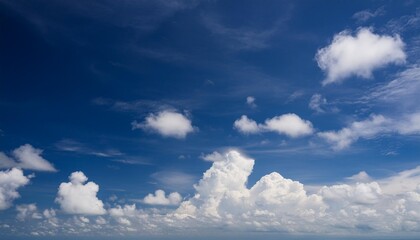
[
  {"xmin": 200, "ymin": 151, "xmax": 224, "ymax": 162},
  {"xmin": 233, "ymin": 115, "xmax": 260, "ymax": 134},
  {"xmin": 173, "ymin": 151, "xmax": 420, "ymax": 233},
  {"xmin": 56, "ymin": 171, "xmax": 106, "ymax": 215},
  {"xmin": 0, "ymin": 144, "xmax": 56, "ymax": 172},
  {"xmin": 95, "ymin": 216, "xmax": 107, "ymax": 225},
  {"xmin": 132, "ymin": 110, "xmax": 195, "ymax": 139},
  {"xmin": 246, "ymin": 96, "xmax": 257, "ymax": 108},
  {"xmin": 318, "ymin": 114, "xmax": 388, "ymax": 150},
  {"xmin": 0, "ymin": 168, "xmax": 31, "ymax": 210},
  {"xmin": 262, "ymin": 113, "xmax": 314, "ymax": 138},
  {"xmin": 16, "ymin": 204, "xmax": 42, "ymax": 221},
  {"xmin": 108, "ymin": 204, "xmax": 138, "ymax": 226},
  {"xmin": 319, "ymin": 113, "xmax": 420, "ymax": 150},
  {"xmin": 346, "ymin": 171, "xmax": 372, "ymax": 183},
  {"xmin": 143, "ymin": 189, "xmax": 182, "ymax": 206},
  {"xmin": 4, "ymin": 151, "xmax": 420, "ymax": 235},
  {"xmin": 378, "ymin": 166, "xmax": 420, "ymax": 195},
  {"xmin": 309, "ymin": 94, "xmax": 327, "ymax": 113},
  {"xmin": 234, "ymin": 113, "xmax": 314, "ymax": 138},
  {"xmin": 316, "ymin": 28, "xmax": 406, "ymax": 85}
]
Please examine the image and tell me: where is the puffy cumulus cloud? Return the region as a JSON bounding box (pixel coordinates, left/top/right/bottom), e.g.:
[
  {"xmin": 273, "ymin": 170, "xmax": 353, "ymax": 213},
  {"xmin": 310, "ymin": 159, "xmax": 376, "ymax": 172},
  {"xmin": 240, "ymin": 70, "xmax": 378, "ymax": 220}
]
[
  {"xmin": 173, "ymin": 151, "xmax": 326, "ymax": 231},
  {"xmin": 171, "ymin": 151, "xmax": 420, "ymax": 233},
  {"xmin": 56, "ymin": 171, "xmax": 106, "ymax": 215},
  {"xmin": 0, "ymin": 168, "xmax": 31, "ymax": 210},
  {"xmin": 234, "ymin": 114, "xmax": 314, "ymax": 138},
  {"xmin": 2, "ymin": 151, "xmax": 420, "ymax": 235},
  {"xmin": 143, "ymin": 189, "xmax": 182, "ymax": 206},
  {"xmin": 261, "ymin": 113, "xmax": 314, "ymax": 138},
  {"xmin": 132, "ymin": 110, "xmax": 195, "ymax": 139},
  {"xmin": 0, "ymin": 144, "xmax": 56, "ymax": 172},
  {"xmin": 233, "ymin": 115, "xmax": 260, "ymax": 134},
  {"xmin": 16, "ymin": 204, "xmax": 42, "ymax": 221},
  {"xmin": 200, "ymin": 151, "xmax": 225, "ymax": 162},
  {"xmin": 318, "ymin": 114, "xmax": 388, "ymax": 150},
  {"xmin": 318, "ymin": 113, "xmax": 420, "ymax": 150},
  {"xmin": 316, "ymin": 28, "xmax": 406, "ymax": 85},
  {"xmin": 346, "ymin": 171, "xmax": 372, "ymax": 183}
]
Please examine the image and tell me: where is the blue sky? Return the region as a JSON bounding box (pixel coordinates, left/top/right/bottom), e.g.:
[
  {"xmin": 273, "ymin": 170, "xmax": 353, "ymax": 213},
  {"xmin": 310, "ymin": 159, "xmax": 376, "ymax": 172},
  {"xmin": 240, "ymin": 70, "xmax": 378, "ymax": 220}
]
[{"xmin": 1, "ymin": 0, "xmax": 420, "ymax": 238}]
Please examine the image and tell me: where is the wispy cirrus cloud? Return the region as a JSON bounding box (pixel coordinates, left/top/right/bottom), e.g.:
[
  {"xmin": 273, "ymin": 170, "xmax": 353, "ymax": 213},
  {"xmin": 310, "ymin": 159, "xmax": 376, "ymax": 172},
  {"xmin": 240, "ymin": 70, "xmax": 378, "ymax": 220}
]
[
  {"xmin": 55, "ymin": 139, "xmax": 123, "ymax": 158},
  {"xmin": 352, "ymin": 6, "xmax": 385, "ymax": 22},
  {"xmin": 318, "ymin": 112, "xmax": 420, "ymax": 150}
]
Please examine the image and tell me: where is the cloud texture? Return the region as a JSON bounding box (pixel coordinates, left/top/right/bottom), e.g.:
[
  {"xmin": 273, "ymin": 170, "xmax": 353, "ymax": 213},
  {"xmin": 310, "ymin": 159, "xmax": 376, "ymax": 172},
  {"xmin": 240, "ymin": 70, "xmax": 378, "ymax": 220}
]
[
  {"xmin": 316, "ymin": 28, "xmax": 406, "ymax": 85},
  {"xmin": 56, "ymin": 171, "xmax": 106, "ymax": 215}
]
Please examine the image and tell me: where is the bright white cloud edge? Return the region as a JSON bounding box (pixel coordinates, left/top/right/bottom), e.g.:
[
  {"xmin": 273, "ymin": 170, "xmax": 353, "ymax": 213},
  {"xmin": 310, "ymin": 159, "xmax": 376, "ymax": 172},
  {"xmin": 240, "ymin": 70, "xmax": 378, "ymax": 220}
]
[
  {"xmin": 0, "ymin": 144, "xmax": 56, "ymax": 172},
  {"xmin": 132, "ymin": 110, "xmax": 195, "ymax": 139},
  {"xmin": 5, "ymin": 150, "xmax": 420, "ymax": 236},
  {"xmin": 316, "ymin": 27, "xmax": 406, "ymax": 85},
  {"xmin": 234, "ymin": 113, "xmax": 314, "ymax": 138}
]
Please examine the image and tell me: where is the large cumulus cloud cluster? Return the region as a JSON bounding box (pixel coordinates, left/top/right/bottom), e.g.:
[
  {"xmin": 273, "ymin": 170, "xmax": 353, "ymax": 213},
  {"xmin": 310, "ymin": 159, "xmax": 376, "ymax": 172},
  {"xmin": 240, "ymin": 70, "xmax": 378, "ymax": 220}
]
[{"xmin": 3, "ymin": 151, "xmax": 420, "ymax": 236}]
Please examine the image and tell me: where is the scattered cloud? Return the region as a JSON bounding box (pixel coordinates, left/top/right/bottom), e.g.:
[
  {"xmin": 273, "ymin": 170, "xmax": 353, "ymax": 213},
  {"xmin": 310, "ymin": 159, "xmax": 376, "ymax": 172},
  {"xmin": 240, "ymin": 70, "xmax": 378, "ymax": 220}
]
[
  {"xmin": 172, "ymin": 151, "xmax": 420, "ymax": 233},
  {"xmin": 378, "ymin": 166, "xmax": 420, "ymax": 195},
  {"xmin": 246, "ymin": 96, "xmax": 257, "ymax": 108},
  {"xmin": 318, "ymin": 114, "xmax": 388, "ymax": 150},
  {"xmin": 286, "ymin": 90, "xmax": 305, "ymax": 103},
  {"xmin": 132, "ymin": 110, "xmax": 196, "ymax": 139},
  {"xmin": 143, "ymin": 189, "xmax": 182, "ymax": 206},
  {"xmin": 234, "ymin": 113, "xmax": 314, "ymax": 138},
  {"xmin": 309, "ymin": 94, "xmax": 327, "ymax": 113},
  {"xmin": 112, "ymin": 158, "xmax": 150, "ymax": 166},
  {"xmin": 0, "ymin": 168, "xmax": 31, "ymax": 210},
  {"xmin": 352, "ymin": 7, "xmax": 385, "ymax": 22},
  {"xmin": 16, "ymin": 204, "xmax": 42, "ymax": 221},
  {"xmin": 316, "ymin": 28, "xmax": 406, "ymax": 85},
  {"xmin": 364, "ymin": 65, "xmax": 420, "ymax": 106},
  {"xmin": 56, "ymin": 139, "xmax": 123, "ymax": 158},
  {"xmin": 56, "ymin": 171, "xmax": 106, "ymax": 215},
  {"xmin": 2, "ymin": 151, "xmax": 420, "ymax": 235},
  {"xmin": 233, "ymin": 115, "xmax": 260, "ymax": 134},
  {"xmin": 200, "ymin": 151, "xmax": 225, "ymax": 162},
  {"xmin": 262, "ymin": 114, "xmax": 314, "ymax": 137},
  {"xmin": 0, "ymin": 144, "xmax": 56, "ymax": 172},
  {"xmin": 318, "ymin": 113, "xmax": 420, "ymax": 150},
  {"xmin": 346, "ymin": 171, "xmax": 373, "ymax": 183},
  {"xmin": 385, "ymin": 9, "xmax": 420, "ymax": 33},
  {"xmin": 108, "ymin": 204, "xmax": 138, "ymax": 226}
]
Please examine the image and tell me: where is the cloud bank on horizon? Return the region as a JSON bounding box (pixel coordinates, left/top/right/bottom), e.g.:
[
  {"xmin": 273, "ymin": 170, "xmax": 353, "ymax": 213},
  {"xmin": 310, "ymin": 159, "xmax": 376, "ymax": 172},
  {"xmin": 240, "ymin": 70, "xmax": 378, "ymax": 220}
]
[{"xmin": 1, "ymin": 151, "xmax": 419, "ymax": 236}]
